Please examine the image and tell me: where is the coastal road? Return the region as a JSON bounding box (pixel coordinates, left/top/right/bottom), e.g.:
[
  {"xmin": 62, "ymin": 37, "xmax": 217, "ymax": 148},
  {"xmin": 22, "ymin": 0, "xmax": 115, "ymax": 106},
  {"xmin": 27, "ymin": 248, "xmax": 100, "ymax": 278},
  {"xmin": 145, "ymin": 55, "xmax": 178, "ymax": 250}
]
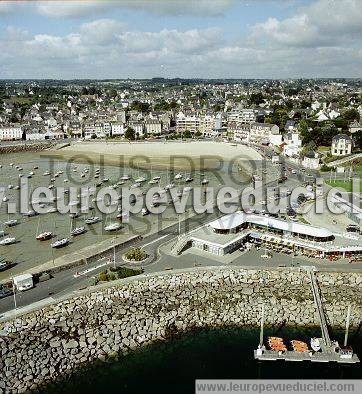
[
  {"xmin": 0, "ymin": 153, "xmax": 347, "ymax": 316},
  {"xmin": 0, "ymin": 209, "xmax": 226, "ymax": 315}
]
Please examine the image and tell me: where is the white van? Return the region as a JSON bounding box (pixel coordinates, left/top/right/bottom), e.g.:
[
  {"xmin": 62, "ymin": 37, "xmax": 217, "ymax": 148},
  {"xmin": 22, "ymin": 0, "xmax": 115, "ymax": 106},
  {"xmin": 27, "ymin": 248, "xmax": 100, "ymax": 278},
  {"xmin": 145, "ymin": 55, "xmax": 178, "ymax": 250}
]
[{"xmin": 13, "ymin": 274, "xmax": 34, "ymax": 291}]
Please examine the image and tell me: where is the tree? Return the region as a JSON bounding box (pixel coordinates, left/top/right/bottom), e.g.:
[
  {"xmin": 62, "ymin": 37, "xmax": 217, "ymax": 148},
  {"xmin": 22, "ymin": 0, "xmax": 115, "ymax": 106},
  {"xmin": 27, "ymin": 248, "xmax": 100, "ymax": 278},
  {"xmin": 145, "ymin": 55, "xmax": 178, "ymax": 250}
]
[
  {"xmin": 248, "ymin": 92, "xmax": 264, "ymax": 106},
  {"xmin": 342, "ymin": 108, "xmax": 360, "ymax": 122},
  {"xmin": 125, "ymin": 127, "xmax": 135, "ymax": 141},
  {"xmin": 108, "ymin": 89, "xmax": 117, "ymax": 98}
]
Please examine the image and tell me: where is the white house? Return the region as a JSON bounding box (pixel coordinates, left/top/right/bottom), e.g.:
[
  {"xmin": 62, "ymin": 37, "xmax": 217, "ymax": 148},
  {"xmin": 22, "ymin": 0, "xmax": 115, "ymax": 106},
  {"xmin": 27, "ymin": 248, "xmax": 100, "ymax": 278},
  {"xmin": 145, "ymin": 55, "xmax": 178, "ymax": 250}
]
[
  {"xmin": 145, "ymin": 120, "xmax": 162, "ymax": 135},
  {"xmin": 111, "ymin": 122, "xmax": 125, "ymax": 137},
  {"xmin": 328, "ymin": 109, "xmax": 340, "ymax": 119},
  {"xmin": 316, "ymin": 111, "xmax": 329, "ymax": 122},
  {"xmin": 348, "ymin": 121, "xmax": 362, "ymax": 134},
  {"xmin": 302, "ymin": 151, "xmax": 320, "ymax": 170},
  {"xmin": 240, "ymin": 108, "xmax": 257, "ymax": 123},
  {"xmin": 0, "ymin": 125, "xmax": 23, "ymax": 141},
  {"xmin": 249, "ymin": 122, "xmax": 281, "ymax": 146},
  {"xmin": 331, "ymin": 134, "xmax": 352, "ymax": 156},
  {"xmin": 283, "ymin": 132, "xmax": 302, "ymax": 157}
]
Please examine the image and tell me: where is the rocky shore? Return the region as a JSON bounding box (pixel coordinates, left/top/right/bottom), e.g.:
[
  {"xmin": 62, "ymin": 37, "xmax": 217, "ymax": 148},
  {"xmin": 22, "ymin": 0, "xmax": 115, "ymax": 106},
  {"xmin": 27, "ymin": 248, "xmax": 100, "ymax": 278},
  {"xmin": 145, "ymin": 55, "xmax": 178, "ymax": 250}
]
[
  {"xmin": 0, "ymin": 266, "xmax": 361, "ymax": 393},
  {"xmin": 0, "ymin": 141, "xmax": 55, "ymax": 155}
]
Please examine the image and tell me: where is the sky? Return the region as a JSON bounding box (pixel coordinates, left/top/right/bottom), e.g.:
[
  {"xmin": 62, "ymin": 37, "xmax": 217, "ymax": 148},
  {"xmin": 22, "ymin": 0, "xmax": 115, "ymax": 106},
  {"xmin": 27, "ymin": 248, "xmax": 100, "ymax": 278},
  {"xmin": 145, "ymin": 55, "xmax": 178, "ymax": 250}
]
[{"xmin": 0, "ymin": 0, "xmax": 361, "ymax": 79}]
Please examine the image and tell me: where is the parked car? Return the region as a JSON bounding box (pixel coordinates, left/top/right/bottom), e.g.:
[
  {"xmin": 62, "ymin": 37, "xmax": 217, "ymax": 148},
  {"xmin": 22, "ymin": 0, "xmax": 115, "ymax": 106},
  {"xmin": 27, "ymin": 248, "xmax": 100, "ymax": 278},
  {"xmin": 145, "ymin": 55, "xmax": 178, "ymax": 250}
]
[{"xmin": 0, "ymin": 286, "xmax": 12, "ymax": 299}]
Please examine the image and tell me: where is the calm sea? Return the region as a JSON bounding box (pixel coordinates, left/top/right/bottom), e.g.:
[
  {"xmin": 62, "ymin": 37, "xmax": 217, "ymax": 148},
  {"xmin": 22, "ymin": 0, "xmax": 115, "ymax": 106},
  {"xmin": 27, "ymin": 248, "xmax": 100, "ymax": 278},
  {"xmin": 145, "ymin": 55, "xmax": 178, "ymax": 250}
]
[{"xmin": 41, "ymin": 326, "xmax": 362, "ymax": 394}]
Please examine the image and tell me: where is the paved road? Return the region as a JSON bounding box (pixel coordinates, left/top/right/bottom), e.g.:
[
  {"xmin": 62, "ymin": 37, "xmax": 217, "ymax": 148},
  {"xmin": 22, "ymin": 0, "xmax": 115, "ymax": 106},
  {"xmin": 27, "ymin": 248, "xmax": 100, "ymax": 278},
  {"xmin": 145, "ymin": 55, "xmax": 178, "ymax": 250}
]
[
  {"xmin": 0, "ymin": 209, "xmax": 225, "ymax": 315},
  {"xmin": 0, "ymin": 150, "xmax": 355, "ymax": 316}
]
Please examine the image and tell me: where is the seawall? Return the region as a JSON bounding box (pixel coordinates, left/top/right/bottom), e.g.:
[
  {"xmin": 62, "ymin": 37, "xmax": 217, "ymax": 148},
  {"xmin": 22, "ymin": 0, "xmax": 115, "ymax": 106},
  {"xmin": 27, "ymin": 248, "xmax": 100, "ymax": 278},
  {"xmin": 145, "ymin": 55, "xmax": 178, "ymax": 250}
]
[
  {"xmin": 0, "ymin": 266, "xmax": 361, "ymax": 392},
  {"xmin": 0, "ymin": 142, "xmax": 55, "ymax": 154}
]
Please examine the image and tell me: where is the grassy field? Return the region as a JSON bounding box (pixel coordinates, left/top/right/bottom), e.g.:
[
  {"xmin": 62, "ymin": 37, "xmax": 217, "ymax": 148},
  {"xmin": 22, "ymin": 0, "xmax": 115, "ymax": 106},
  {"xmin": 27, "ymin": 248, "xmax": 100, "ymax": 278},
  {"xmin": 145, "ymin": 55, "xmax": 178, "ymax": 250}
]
[
  {"xmin": 326, "ymin": 179, "xmax": 362, "ymax": 193},
  {"xmin": 4, "ymin": 96, "xmax": 32, "ymax": 105}
]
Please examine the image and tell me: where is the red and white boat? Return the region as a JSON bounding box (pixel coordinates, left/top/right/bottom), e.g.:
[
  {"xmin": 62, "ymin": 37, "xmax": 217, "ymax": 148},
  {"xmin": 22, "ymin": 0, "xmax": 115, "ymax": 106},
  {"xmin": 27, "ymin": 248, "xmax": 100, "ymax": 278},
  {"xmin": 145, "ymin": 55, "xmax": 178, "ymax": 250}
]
[{"xmin": 36, "ymin": 232, "xmax": 53, "ymax": 241}]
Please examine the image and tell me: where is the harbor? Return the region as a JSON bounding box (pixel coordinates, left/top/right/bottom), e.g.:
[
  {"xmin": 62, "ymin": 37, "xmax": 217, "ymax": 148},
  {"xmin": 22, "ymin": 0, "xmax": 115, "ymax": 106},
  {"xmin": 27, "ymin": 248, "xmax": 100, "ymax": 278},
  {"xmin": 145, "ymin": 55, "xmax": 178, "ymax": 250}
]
[
  {"xmin": 255, "ymin": 267, "xmax": 360, "ymax": 364},
  {"xmin": 0, "ymin": 150, "xmax": 244, "ymax": 280}
]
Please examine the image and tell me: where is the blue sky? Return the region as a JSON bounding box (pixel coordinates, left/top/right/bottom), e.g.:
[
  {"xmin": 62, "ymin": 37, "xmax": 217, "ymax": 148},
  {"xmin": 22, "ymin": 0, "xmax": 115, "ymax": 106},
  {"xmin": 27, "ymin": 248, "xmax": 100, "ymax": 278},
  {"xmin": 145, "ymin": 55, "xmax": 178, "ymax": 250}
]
[{"xmin": 0, "ymin": 0, "xmax": 361, "ymax": 79}]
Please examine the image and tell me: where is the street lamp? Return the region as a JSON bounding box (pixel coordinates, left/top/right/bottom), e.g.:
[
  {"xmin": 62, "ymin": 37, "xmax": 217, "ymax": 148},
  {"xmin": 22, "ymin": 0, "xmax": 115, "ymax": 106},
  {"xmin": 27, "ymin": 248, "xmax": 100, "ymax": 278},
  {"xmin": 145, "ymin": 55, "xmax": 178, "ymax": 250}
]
[
  {"xmin": 111, "ymin": 238, "xmax": 116, "ymax": 269},
  {"xmin": 12, "ymin": 278, "xmax": 17, "ymax": 309}
]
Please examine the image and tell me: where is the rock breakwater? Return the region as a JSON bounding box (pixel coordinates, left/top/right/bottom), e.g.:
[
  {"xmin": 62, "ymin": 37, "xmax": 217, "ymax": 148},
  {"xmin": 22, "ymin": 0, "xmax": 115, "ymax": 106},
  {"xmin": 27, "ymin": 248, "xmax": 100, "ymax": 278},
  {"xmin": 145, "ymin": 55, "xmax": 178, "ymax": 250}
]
[{"xmin": 0, "ymin": 266, "xmax": 361, "ymax": 393}]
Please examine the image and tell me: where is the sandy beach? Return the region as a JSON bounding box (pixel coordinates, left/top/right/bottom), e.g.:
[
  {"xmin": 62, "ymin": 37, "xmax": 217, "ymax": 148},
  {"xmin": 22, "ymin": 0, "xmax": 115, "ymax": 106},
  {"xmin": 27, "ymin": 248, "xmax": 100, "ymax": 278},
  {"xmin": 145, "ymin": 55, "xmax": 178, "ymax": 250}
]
[{"xmin": 44, "ymin": 140, "xmax": 262, "ymax": 170}]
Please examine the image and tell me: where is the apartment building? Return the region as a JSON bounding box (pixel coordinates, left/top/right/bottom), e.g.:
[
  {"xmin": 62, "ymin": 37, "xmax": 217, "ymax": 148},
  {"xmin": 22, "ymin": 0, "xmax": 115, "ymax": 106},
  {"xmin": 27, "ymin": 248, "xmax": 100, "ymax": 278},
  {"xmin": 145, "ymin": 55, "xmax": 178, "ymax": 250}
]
[{"xmin": 0, "ymin": 125, "xmax": 23, "ymax": 141}]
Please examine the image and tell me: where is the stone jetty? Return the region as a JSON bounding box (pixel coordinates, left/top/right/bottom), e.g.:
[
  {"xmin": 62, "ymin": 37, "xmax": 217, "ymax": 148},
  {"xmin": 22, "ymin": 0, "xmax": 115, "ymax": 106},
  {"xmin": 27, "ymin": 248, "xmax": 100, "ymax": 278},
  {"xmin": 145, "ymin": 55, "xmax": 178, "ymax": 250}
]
[
  {"xmin": 0, "ymin": 141, "xmax": 55, "ymax": 155},
  {"xmin": 0, "ymin": 266, "xmax": 361, "ymax": 392}
]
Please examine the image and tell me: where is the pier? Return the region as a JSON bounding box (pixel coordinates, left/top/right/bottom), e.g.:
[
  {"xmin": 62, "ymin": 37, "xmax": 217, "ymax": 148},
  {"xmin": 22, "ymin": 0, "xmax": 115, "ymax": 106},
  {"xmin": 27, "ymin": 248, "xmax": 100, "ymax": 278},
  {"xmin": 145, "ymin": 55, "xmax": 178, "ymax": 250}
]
[{"xmin": 254, "ymin": 267, "xmax": 360, "ymax": 364}]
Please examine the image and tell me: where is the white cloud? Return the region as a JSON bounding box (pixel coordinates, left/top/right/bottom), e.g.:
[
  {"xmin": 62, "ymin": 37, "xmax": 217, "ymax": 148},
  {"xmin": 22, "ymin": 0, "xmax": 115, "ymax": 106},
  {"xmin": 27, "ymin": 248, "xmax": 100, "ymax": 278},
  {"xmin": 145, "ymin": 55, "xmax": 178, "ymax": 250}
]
[
  {"xmin": 250, "ymin": 0, "xmax": 362, "ymax": 48},
  {"xmin": 117, "ymin": 28, "xmax": 222, "ymax": 54},
  {"xmin": 35, "ymin": 0, "xmax": 233, "ymax": 18},
  {"xmin": 36, "ymin": 1, "xmax": 108, "ymax": 18},
  {"xmin": 80, "ymin": 19, "xmax": 125, "ymax": 45},
  {"xmin": 1, "ymin": 1, "xmax": 361, "ymax": 79}
]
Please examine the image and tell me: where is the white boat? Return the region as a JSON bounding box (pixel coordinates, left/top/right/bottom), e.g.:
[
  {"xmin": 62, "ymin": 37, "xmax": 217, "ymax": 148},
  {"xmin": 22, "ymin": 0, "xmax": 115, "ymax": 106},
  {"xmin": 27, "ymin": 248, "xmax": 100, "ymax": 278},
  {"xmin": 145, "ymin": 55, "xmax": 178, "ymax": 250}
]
[
  {"xmin": 148, "ymin": 179, "xmax": 158, "ymax": 185},
  {"xmin": 23, "ymin": 210, "xmax": 37, "ymax": 217},
  {"xmin": 4, "ymin": 219, "xmax": 19, "ymax": 227},
  {"xmin": 103, "ymin": 178, "xmax": 109, "ymax": 182},
  {"xmin": 174, "ymin": 173, "xmax": 183, "ymax": 180},
  {"xmin": 183, "ymin": 186, "xmax": 192, "ymax": 192},
  {"xmin": 201, "ymin": 179, "xmax": 209, "ymax": 185},
  {"xmin": 8, "ymin": 185, "xmax": 13, "ymax": 189},
  {"xmin": 0, "ymin": 237, "xmax": 16, "ymax": 246},
  {"xmin": 71, "ymin": 227, "xmax": 87, "ymax": 236},
  {"xmin": 135, "ymin": 177, "xmax": 146, "ymax": 183},
  {"xmin": 153, "ymin": 176, "xmax": 161, "ymax": 181},
  {"xmin": 2, "ymin": 197, "xmax": 8, "ymax": 202},
  {"xmin": 141, "ymin": 208, "xmax": 149, "ymax": 216},
  {"xmin": 117, "ymin": 181, "xmax": 125, "ymax": 186},
  {"xmin": 104, "ymin": 222, "xmax": 122, "ymax": 232},
  {"xmin": 43, "ymin": 171, "xmax": 50, "ymax": 176},
  {"xmin": 29, "ymin": 171, "xmax": 34, "ymax": 176},
  {"xmin": 121, "ymin": 175, "xmax": 130, "ymax": 180},
  {"xmin": 9, "ymin": 163, "xmax": 14, "ymax": 166},
  {"xmin": 36, "ymin": 231, "xmax": 53, "ymax": 241},
  {"xmin": 131, "ymin": 182, "xmax": 141, "ymax": 189},
  {"xmin": 48, "ymin": 185, "xmax": 54, "ymax": 190},
  {"xmin": 85, "ymin": 217, "xmax": 100, "ymax": 225},
  {"xmin": 116, "ymin": 212, "xmax": 127, "ymax": 220},
  {"xmin": 50, "ymin": 238, "xmax": 69, "ymax": 248},
  {"xmin": 19, "ymin": 174, "xmax": 23, "ymax": 178},
  {"xmin": 165, "ymin": 183, "xmax": 175, "ymax": 190},
  {"xmin": 310, "ymin": 338, "xmax": 321, "ymax": 352},
  {"xmin": 14, "ymin": 186, "xmax": 20, "ymax": 190}
]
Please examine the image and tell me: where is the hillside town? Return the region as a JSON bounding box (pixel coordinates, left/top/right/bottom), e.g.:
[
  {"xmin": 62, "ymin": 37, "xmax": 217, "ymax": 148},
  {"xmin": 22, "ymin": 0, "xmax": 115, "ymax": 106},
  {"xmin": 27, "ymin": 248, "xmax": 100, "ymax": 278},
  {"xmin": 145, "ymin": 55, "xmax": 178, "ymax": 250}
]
[{"xmin": 0, "ymin": 79, "xmax": 361, "ymax": 170}]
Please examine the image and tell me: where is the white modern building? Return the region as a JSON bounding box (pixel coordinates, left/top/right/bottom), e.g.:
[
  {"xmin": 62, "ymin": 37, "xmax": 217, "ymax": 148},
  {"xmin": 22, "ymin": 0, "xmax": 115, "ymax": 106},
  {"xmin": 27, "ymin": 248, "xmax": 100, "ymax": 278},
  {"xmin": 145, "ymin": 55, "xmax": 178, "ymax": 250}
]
[{"xmin": 172, "ymin": 212, "xmax": 361, "ymax": 258}]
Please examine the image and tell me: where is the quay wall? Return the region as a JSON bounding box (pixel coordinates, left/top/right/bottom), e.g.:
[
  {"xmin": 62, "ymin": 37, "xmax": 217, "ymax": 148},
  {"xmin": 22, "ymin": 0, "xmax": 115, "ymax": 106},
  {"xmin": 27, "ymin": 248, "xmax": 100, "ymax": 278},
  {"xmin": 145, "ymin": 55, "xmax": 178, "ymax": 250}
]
[
  {"xmin": 0, "ymin": 142, "xmax": 55, "ymax": 154},
  {"xmin": 0, "ymin": 266, "xmax": 361, "ymax": 392}
]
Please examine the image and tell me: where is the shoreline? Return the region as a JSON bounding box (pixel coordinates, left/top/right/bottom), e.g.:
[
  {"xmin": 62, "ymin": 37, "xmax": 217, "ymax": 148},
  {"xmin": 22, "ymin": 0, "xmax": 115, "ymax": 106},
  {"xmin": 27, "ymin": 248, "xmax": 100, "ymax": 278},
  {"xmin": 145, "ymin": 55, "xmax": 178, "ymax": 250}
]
[
  {"xmin": 1, "ymin": 266, "xmax": 360, "ymax": 392},
  {"xmin": 43, "ymin": 140, "xmax": 262, "ymax": 171}
]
